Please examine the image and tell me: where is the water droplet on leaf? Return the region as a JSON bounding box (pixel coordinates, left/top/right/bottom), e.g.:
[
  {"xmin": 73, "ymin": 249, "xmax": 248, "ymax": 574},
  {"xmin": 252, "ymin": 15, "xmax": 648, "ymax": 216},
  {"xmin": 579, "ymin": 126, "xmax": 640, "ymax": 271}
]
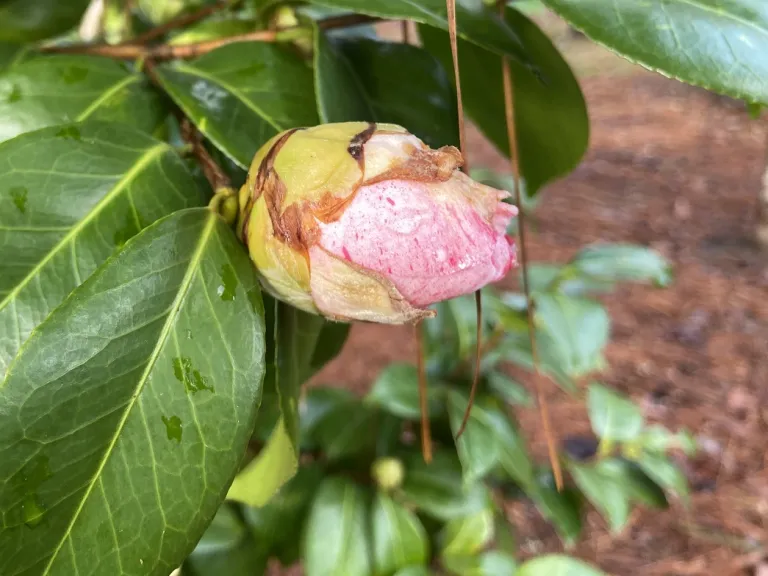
[
  {"xmin": 172, "ymin": 356, "xmax": 214, "ymax": 394},
  {"xmin": 22, "ymin": 495, "xmax": 46, "ymax": 528},
  {"xmin": 185, "ymin": 329, "xmax": 193, "ymax": 340},
  {"xmin": 161, "ymin": 415, "xmax": 182, "ymax": 442},
  {"xmin": 217, "ymin": 263, "xmax": 237, "ymax": 301},
  {"xmin": 9, "ymin": 186, "xmax": 27, "ymax": 214}
]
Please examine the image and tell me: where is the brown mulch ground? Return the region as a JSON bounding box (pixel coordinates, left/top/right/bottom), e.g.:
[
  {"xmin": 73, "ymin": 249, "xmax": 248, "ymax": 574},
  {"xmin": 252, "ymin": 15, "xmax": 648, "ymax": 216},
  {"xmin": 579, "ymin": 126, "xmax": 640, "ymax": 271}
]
[{"xmin": 305, "ymin": 24, "xmax": 768, "ymax": 576}]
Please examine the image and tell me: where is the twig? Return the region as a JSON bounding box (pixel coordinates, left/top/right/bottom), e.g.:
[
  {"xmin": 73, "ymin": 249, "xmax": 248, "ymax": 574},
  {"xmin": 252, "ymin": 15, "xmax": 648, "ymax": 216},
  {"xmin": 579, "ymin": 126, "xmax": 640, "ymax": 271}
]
[
  {"xmin": 401, "ymin": 20, "xmax": 410, "ymax": 44},
  {"xmin": 40, "ymin": 13, "xmax": 382, "ymax": 60},
  {"xmin": 416, "ymin": 322, "xmax": 433, "ymax": 463},
  {"xmin": 128, "ymin": 0, "xmax": 241, "ymax": 45},
  {"xmin": 444, "ymin": 0, "xmax": 481, "ymax": 440},
  {"xmin": 497, "ymin": 0, "xmax": 563, "ymax": 490},
  {"xmin": 179, "ymin": 117, "xmax": 230, "ymax": 192}
]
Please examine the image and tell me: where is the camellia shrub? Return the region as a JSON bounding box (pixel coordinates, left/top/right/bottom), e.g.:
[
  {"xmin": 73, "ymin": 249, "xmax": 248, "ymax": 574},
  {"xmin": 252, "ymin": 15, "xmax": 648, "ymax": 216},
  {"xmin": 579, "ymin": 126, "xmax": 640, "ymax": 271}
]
[{"xmin": 0, "ymin": 1, "xmax": 763, "ymax": 575}]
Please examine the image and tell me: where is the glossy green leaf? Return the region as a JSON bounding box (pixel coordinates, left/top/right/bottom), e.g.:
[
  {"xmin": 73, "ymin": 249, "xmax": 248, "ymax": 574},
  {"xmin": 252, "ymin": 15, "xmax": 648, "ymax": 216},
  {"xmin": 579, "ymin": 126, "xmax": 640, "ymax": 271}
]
[
  {"xmin": 636, "ymin": 453, "xmax": 690, "ymax": 502},
  {"xmin": 305, "ymin": 0, "xmax": 531, "ymax": 66},
  {"xmin": 525, "ymin": 264, "xmax": 616, "ymax": 297},
  {"xmin": 303, "ymin": 476, "xmax": 372, "ymax": 576},
  {"xmin": 310, "ymin": 321, "xmax": 351, "ymax": 375},
  {"xmin": 313, "ymin": 25, "xmax": 374, "ymax": 124},
  {"xmin": 420, "ymin": 5, "xmax": 588, "ymax": 194},
  {"xmin": 186, "ymin": 505, "xmax": 269, "ymax": 576},
  {"xmin": 0, "ymin": 0, "xmax": 91, "ymax": 42},
  {"xmin": 535, "ymin": 294, "xmax": 609, "ymax": 379},
  {"xmin": 439, "ymin": 507, "xmax": 494, "ymax": 558},
  {"xmin": 311, "ymin": 396, "xmax": 378, "ymax": 460},
  {"xmin": 155, "ymin": 42, "xmax": 319, "ymax": 168},
  {"xmin": 339, "ymin": 39, "xmax": 459, "ymax": 148},
  {"xmin": 443, "ymin": 551, "xmax": 517, "ymax": 576},
  {"xmin": 568, "ymin": 244, "xmax": 673, "ymax": 287},
  {"xmin": 228, "ymin": 303, "xmax": 324, "ymax": 506},
  {"xmin": 486, "ymin": 371, "xmax": 532, "ymax": 406},
  {"xmin": 540, "ymin": 0, "xmax": 768, "ymax": 105},
  {"xmin": 0, "ymin": 209, "xmax": 267, "ymax": 576},
  {"xmin": 367, "ymin": 363, "xmax": 443, "ymax": 419},
  {"xmin": 0, "ymin": 122, "xmax": 206, "ymax": 382},
  {"xmin": 372, "ymin": 493, "xmax": 429, "ymax": 576},
  {"xmin": 399, "ymin": 450, "xmax": 491, "ymax": 521},
  {"xmin": 299, "ymin": 386, "xmax": 356, "ymax": 446},
  {"xmin": 447, "ymin": 390, "xmax": 533, "ymax": 487},
  {"xmin": 243, "ymin": 464, "xmax": 324, "ymax": 565},
  {"xmin": 0, "ymin": 56, "xmax": 165, "ymax": 143},
  {"xmin": 587, "ymin": 383, "xmax": 644, "ymax": 443},
  {"xmin": 517, "ymin": 555, "xmax": 607, "ymax": 576}
]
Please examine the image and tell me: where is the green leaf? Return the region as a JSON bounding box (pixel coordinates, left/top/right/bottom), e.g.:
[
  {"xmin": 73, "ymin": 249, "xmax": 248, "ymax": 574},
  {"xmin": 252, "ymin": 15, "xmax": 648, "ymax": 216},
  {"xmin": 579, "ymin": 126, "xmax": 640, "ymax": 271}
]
[
  {"xmin": 299, "ymin": 386, "xmax": 356, "ymax": 446},
  {"xmin": 636, "ymin": 452, "xmax": 690, "ymax": 503},
  {"xmin": 154, "ymin": 42, "xmax": 319, "ymax": 168},
  {"xmin": 540, "ymin": 0, "xmax": 768, "ymax": 105},
  {"xmin": 535, "ymin": 294, "xmax": 610, "ymax": 379},
  {"xmin": 305, "ymin": 0, "xmax": 531, "ymax": 66},
  {"xmin": 228, "ymin": 303, "xmax": 324, "ymax": 506},
  {"xmin": 0, "ymin": 122, "xmax": 206, "ymax": 382},
  {"xmin": 310, "ymin": 321, "xmax": 351, "ymax": 374},
  {"xmin": 528, "ymin": 471, "xmax": 583, "ymax": 547},
  {"xmin": 568, "ymin": 244, "xmax": 672, "ymax": 287},
  {"xmin": 371, "ymin": 493, "xmax": 429, "ymax": 576},
  {"xmin": 303, "ymin": 476, "xmax": 372, "ymax": 576},
  {"xmin": 394, "ymin": 568, "xmax": 433, "ymax": 576},
  {"xmin": 517, "ymin": 555, "xmax": 607, "ymax": 576},
  {"xmin": 525, "ymin": 264, "xmax": 616, "ymax": 297},
  {"xmin": 0, "ymin": 0, "xmax": 91, "ymax": 42},
  {"xmin": 339, "ymin": 39, "xmax": 459, "ymax": 148},
  {"xmin": 637, "ymin": 425, "xmax": 697, "ymax": 456},
  {"xmin": 0, "ymin": 209, "xmax": 267, "ymax": 576},
  {"xmin": 438, "ymin": 507, "xmax": 494, "ymax": 558},
  {"xmin": 313, "ymin": 24, "xmax": 374, "ymax": 123},
  {"xmin": 447, "ymin": 390, "xmax": 534, "ymax": 487},
  {"xmin": 311, "ymin": 396, "xmax": 378, "ymax": 460},
  {"xmin": 399, "ymin": 450, "xmax": 492, "ymax": 521},
  {"xmin": 243, "ymin": 464, "xmax": 324, "ymax": 565},
  {"xmin": 185, "ymin": 505, "xmax": 269, "ymax": 576},
  {"xmin": 567, "ymin": 460, "xmax": 632, "ymax": 532},
  {"xmin": 169, "ymin": 18, "xmax": 257, "ymax": 45},
  {"xmin": 486, "ymin": 371, "xmax": 532, "ymax": 406},
  {"xmin": 0, "ymin": 43, "xmax": 24, "ymax": 72},
  {"xmin": 443, "ymin": 551, "xmax": 517, "ymax": 576},
  {"xmin": 420, "ymin": 5, "xmax": 588, "ymax": 194},
  {"xmin": 367, "ymin": 363, "xmax": 443, "ymax": 419},
  {"xmin": 587, "ymin": 383, "xmax": 644, "ymax": 443},
  {"xmin": 0, "ymin": 56, "xmax": 165, "ymax": 143}
]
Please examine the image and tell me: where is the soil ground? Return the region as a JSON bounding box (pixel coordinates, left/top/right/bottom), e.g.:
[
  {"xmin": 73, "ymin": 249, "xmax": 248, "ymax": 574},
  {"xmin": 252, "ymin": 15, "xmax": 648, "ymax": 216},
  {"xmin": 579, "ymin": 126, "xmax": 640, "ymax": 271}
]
[{"xmin": 284, "ymin": 10, "xmax": 768, "ymax": 576}]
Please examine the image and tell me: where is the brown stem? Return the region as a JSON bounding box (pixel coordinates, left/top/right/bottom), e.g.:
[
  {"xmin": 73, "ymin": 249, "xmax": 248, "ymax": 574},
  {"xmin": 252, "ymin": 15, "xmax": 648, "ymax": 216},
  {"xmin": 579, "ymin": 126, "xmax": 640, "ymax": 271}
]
[
  {"xmin": 179, "ymin": 116, "xmax": 231, "ymax": 191},
  {"xmin": 416, "ymin": 322, "xmax": 433, "ymax": 463},
  {"xmin": 401, "ymin": 20, "xmax": 410, "ymax": 44},
  {"xmin": 444, "ymin": 0, "xmax": 481, "ymax": 440},
  {"xmin": 498, "ymin": 0, "xmax": 563, "ymax": 490},
  {"xmin": 127, "ymin": 0, "xmax": 240, "ymax": 45},
  {"xmin": 40, "ymin": 14, "xmax": 383, "ymax": 60}
]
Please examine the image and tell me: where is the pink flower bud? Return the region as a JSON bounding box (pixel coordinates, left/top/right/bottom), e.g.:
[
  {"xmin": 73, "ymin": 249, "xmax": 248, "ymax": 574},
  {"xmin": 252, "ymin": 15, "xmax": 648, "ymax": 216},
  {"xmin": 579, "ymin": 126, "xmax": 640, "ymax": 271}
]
[{"xmin": 237, "ymin": 122, "xmax": 517, "ymax": 324}]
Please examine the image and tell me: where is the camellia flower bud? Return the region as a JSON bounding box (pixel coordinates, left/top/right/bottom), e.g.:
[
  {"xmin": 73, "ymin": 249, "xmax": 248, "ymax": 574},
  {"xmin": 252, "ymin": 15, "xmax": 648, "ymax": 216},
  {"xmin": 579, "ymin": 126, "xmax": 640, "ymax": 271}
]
[{"xmin": 237, "ymin": 122, "xmax": 518, "ymax": 324}]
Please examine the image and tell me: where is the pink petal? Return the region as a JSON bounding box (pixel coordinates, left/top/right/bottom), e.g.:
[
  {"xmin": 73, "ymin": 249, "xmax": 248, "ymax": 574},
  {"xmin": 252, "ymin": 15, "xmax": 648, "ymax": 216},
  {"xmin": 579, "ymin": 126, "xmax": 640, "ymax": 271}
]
[{"xmin": 317, "ymin": 177, "xmax": 517, "ymax": 307}]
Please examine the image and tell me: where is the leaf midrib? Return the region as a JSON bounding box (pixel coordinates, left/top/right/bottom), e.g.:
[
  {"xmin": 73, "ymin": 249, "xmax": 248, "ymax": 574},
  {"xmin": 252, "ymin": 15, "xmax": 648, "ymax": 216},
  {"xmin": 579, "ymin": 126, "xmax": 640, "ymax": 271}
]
[
  {"xmin": 76, "ymin": 74, "xmax": 139, "ymax": 122},
  {"xmin": 40, "ymin": 211, "xmax": 217, "ymax": 575},
  {"xmin": 0, "ymin": 141, "xmax": 169, "ymax": 317}
]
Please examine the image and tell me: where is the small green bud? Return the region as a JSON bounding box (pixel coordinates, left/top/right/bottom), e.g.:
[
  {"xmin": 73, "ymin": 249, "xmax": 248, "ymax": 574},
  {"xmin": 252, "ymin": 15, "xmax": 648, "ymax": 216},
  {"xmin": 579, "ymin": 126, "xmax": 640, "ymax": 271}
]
[{"xmin": 372, "ymin": 457, "xmax": 405, "ymax": 492}]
